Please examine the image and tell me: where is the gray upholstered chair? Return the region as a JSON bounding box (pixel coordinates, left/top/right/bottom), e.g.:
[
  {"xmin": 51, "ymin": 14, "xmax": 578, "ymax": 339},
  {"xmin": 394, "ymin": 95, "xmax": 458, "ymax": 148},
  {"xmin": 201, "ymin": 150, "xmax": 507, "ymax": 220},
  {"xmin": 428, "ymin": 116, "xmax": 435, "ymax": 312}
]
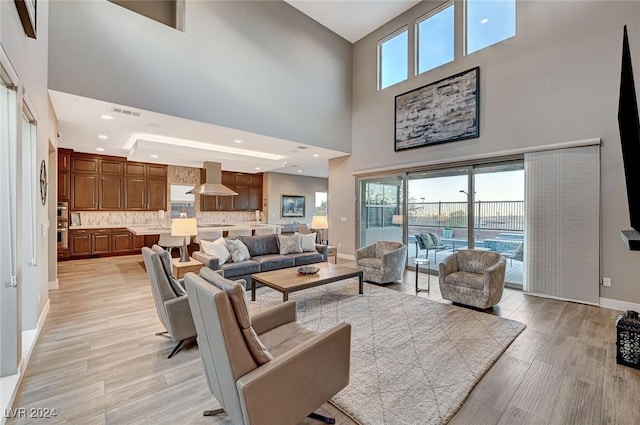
[
  {"xmin": 184, "ymin": 267, "xmax": 351, "ymax": 425},
  {"xmin": 439, "ymin": 249, "xmax": 507, "ymax": 309},
  {"xmin": 141, "ymin": 246, "xmax": 197, "ymax": 358},
  {"xmin": 356, "ymin": 240, "xmax": 407, "ymax": 284}
]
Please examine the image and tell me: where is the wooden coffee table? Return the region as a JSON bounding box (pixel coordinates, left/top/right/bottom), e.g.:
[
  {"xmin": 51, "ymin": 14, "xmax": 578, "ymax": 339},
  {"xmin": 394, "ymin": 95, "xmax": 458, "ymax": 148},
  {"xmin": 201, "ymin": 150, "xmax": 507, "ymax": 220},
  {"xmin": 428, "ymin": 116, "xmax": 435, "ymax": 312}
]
[{"xmin": 251, "ymin": 262, "xmax": 363, "ymax": 302}]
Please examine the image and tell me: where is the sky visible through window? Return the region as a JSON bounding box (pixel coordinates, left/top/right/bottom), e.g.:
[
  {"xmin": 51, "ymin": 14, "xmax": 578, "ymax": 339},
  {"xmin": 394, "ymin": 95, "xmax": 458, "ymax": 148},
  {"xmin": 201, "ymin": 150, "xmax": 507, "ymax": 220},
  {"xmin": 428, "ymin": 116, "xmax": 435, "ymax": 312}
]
[
  {"xmin": 409, "ymin": 170, "xmax": 524, "ymax": 202},
  {"xmin": 379, "ymin": 29, "xmax": 408, "ymax": 89},
  {"xmin": 466, "ymin": 0, "xmax": 516, "ymax": 55},
  {"xmin": 418, "ymin": 4, "xmax": 454, "ymax": 74}
]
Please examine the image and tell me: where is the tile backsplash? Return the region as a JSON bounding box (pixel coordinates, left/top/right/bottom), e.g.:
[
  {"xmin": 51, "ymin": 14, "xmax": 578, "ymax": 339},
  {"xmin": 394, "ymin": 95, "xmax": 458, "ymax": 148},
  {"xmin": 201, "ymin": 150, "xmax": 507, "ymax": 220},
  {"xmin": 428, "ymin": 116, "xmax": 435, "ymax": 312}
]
[{"xmin": 76, "ymin": 211, "xmax": 255, "ymax": 226}]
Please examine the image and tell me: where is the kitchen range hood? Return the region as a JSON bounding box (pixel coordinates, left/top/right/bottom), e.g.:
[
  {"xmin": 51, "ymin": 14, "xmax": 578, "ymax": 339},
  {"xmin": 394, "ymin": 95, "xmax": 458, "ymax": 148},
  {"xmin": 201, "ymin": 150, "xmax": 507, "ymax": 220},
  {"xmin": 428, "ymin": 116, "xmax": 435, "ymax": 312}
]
[{"xmin": 187, "ymin": 162, "xmax": 238, "ymax": 196}]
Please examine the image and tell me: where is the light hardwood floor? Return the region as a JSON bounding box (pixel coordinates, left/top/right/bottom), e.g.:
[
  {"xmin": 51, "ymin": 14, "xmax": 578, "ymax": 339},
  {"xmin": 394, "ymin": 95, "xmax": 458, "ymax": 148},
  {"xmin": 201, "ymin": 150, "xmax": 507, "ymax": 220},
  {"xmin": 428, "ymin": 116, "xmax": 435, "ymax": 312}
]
[{"xmin": 7, "ymin": 255, "xmax": 640, "ymax": 425}]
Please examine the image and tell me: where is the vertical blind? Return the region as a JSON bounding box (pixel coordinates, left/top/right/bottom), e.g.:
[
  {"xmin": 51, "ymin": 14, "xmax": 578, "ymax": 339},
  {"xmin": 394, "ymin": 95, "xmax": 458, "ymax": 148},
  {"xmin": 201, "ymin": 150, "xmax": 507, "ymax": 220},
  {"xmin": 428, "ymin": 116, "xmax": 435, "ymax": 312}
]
[{"xmin": 524, "ymin": 145, "xmax": 600, "ymax": 304}]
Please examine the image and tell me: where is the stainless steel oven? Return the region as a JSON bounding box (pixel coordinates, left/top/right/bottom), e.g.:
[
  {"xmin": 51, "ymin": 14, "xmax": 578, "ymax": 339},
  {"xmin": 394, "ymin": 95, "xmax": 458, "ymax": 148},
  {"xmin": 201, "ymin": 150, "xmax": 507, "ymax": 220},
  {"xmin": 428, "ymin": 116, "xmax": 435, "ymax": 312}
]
[{"xmin": 57, "ymin": 202, "xmax": 68, "ymax": 249}]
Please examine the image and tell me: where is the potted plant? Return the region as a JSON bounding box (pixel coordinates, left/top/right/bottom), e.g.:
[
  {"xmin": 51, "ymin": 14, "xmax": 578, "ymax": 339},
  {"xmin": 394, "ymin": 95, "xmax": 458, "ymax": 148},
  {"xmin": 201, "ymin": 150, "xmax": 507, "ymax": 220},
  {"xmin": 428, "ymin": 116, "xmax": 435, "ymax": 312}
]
[{"xmin": 442, "ymin": 227, "xmax": 454, "ymax": 238}]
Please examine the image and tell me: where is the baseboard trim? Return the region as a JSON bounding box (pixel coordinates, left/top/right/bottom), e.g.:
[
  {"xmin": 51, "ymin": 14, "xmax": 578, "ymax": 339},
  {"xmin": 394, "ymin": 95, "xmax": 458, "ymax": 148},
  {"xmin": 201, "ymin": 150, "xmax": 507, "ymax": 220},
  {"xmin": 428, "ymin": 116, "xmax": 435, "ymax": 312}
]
[
  {"xmin": 524, "ymin": 291, "xmax": 599, "ymax": 306},
  {"xmin": 48, "ymin": 279, "xmax": 58, "ymax": 290},
  {"xmin": 338, "ymin": 253, "xmax": 355, "ymax": 261},
  {"xmin": 599, "ymin": 297, "xmax": 640, "ymax": 312},
  {"xmin": 1, "ymin": 300, "xmax": 50, "ymax": 425}
]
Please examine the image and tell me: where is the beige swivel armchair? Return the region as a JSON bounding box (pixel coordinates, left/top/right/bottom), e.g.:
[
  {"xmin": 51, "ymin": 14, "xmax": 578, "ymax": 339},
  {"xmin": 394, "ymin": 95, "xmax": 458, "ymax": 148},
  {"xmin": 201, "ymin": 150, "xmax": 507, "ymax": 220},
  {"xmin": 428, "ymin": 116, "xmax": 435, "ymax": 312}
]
[
  {"xmin": 439, "ymin": 249, "xmax": 507, "ymax": 309},
  {"xmin": 184, "ymin": 267, "xmax": 351, "ymax": 425},
  {"xmin": 356, "ymin": 240, "xmax": 407, "ymax": 284},
  {"xmin": 141, "ymin": 246, "xmax": 197, "ymax": 358}
]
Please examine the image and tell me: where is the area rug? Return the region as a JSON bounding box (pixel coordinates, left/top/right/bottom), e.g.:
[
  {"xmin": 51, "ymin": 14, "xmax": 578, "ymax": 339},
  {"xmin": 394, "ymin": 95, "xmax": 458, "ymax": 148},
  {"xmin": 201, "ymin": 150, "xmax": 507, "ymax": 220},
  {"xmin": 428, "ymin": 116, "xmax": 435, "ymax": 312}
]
[{"xmin": 249, "ymin": 279, "xmax": 526, "ymax": 425}]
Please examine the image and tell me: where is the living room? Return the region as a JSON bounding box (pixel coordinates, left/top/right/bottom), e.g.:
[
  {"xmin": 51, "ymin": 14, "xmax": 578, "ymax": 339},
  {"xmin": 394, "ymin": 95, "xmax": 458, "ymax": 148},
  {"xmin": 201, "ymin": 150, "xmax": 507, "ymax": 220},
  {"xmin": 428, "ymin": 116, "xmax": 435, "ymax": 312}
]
[{"xmin": 1, "ymin": 1, "xmax": 640, "ymax": 424}]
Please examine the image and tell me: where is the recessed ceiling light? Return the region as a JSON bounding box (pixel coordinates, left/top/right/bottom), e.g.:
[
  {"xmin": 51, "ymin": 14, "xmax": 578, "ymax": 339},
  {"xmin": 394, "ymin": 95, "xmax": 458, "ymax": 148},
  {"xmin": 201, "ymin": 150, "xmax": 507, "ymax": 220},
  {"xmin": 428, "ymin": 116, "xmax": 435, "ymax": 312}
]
[
  {"xmin": 480, "ymin": 18, "xmax": 489, "ymax": 24},
  {"xmin": 150, "ymin": 154, "xmax": 159, "ymax": 159},
  {"xmin": 284, "ymin": 161, "xmax": 288, "ymax": 165},
  {"xmin": 297, "ymin": 169, "xmax": 302, "ymax": 173},
  {"xmin": 234, "ymin": 139, "xmax": 243, "ymax": 144},
  {"xmin": 313, "ymin": 154, "xmax": 320, "ymax": 157},
  {"xmin": 101, "ymin": 115, "xmax": 114, "ymax": 120},
  {"xmin": 255, "ymin": 167, "xmax": 261, "ymax": 170},
  {"xmin": 98, "ymin": 134, "xmax": 108, "ymax": 140},
  {"xmin": 96, "ymin": 147, "xmax": 105, "ymax": 152}
]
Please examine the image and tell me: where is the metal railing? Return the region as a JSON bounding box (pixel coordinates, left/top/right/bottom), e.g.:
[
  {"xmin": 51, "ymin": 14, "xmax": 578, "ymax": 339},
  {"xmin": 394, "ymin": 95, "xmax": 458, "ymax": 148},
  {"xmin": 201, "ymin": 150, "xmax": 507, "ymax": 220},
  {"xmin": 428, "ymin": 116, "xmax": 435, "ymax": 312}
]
[{"xmin": 366, "ymin": 200, "xmax": 524, "ymax": 231}]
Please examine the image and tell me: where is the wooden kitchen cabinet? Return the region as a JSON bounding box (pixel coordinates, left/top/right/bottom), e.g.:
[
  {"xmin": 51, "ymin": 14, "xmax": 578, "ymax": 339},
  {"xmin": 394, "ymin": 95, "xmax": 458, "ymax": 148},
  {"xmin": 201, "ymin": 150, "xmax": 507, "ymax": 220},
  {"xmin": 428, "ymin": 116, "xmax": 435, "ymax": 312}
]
[
  {"xmin": 99, "ymin": 159, "xmax": 124, "ymax": 175},
  {"xmin": 124, "ymin": 177, "xmax": 146, "ymax": 210},
  {"xmin": 147, "ymin": 178, "xmax": 167, "ymax": 211},
  {"xmin": 248, "ymin": 186, "xmax": 262, "ymax": 211},
  {"xmin": 71, "ymin": 174, "xmax": 99, "ymax": 210},
  {"xmin": 147, "ymin": 164, "xmax": 167, "ymax": 179},
  {"xmin": 70, "ymin": 228, "xmax": 112, "ymax": 257},
  {"xmin": 125, "ymin": 162, "xmax": 147, "ymax": 177},
  {"xmin": 59, "ymin": 150, "xmax": 71, "ymax": 172},
  {"xmin": 72, "ymin": 156, "xmax": 99, "ymax": 173},
  {"xmin": 112, "ymin": 229, "xmax": 133, "ymax": 253},
  {"xmin": 99, "ymin": 175, "xmax": 123, "ymax": 210},
  {"xmin": 58, "ymin": 172, "xmax": 70, "ymax": 201}
]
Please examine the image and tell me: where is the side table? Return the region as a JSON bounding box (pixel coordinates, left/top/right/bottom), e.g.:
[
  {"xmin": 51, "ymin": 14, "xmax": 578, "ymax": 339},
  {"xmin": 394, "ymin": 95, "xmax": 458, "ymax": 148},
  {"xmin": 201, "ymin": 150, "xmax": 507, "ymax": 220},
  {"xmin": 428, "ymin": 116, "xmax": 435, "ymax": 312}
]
[
  {"xmin": 414, "ymin": 258, "xmax": 430, "ymax": 293},
  {"xmin": 326, "ymin": 245, "xmax": 338, "ymax": 264},
  {"xmin": 172, "ymin": 257, "xmax": 203, "ymax": 279}
]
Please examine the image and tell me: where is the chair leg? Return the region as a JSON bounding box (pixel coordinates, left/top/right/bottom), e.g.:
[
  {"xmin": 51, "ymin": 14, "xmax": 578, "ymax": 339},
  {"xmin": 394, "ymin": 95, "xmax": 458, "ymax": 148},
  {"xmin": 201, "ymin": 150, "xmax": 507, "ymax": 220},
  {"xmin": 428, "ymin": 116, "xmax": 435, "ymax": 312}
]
[
  {"xmin": 203, "ymin": 408, "xmax": 225, "ymax": 416},
  {"xmin": 155, "ymin": 330, "xmax": 170, "ymax": 338},
  {"xmin": 308, "ymin": 412, "xmax": 335, "ymax": 424},
  {"xmin": 167, "ymin": 339, "xmax": 185, "ymax": 359}
]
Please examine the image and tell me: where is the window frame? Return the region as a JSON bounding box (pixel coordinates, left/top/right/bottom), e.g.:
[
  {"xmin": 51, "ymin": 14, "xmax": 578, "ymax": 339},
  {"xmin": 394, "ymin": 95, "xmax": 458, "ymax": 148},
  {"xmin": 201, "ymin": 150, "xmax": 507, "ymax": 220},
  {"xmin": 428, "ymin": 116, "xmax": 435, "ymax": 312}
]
[
  {"xmin": 415, "ymin": 1, "xmax": 455, "ymax": 76},
  {"xmin": 464, "ymin": 0, "xmax": 517, "ymax": 56},
  {"xmin": 377, "ymin": 26, "xmax": 409, "ymax": 91}
]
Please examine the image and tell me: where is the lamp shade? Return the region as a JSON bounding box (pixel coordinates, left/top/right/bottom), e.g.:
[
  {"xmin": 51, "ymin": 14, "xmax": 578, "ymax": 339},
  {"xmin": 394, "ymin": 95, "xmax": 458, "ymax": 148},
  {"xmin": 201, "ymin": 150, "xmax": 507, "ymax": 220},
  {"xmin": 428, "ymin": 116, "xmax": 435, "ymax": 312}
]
[
  {"xmin": 171, "ymin": 218, "xmax": 198, "ymax": 236},
  {"xmin": 311, "ymin": 215, "xmax": 328, "ymax": 229},
  {"xmin": 392, "ymin": 214, "xmax": 404, "ymax": 225}
]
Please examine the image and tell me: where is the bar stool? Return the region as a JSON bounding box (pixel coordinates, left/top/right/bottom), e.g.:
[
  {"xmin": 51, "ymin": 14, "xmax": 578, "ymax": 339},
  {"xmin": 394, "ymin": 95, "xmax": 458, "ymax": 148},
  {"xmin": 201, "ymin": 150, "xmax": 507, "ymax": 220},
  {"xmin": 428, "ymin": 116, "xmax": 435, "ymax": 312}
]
[{"xmin": 158, "ymin": 234, "xmax": 185, "ymax": 257}]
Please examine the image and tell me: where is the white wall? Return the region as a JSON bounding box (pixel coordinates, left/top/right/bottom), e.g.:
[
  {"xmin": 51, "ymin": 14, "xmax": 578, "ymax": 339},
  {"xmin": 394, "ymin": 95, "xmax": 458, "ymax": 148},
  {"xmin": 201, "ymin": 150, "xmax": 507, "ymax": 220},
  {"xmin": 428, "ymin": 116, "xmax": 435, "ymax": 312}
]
[
  {"xmin": 1, "ymin": 0, "xmax": 50, "ymax": 330},
  {"xmin": 48, "ymin": 0, "xmax": 352, "ymax": 152},
  {"xmin": 264, "ymin": 171, "xmax": 328, "ymax": 227},
  {"xmin": 330, "ymin": 0, "xmax": 640, "ymax": 304}
]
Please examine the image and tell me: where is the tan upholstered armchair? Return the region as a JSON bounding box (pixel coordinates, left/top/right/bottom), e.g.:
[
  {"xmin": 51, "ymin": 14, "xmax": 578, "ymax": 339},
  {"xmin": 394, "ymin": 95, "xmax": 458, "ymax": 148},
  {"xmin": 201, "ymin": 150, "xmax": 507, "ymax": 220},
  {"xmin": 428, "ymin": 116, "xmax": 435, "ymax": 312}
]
[
  {"xmin": 356, "ymin": 240, "xmax": 407, "ymax": 284},
  {"xmin": 439, "ymin": 249, "xmax": 507, "ymax": 309},
  {"xmin": 141, "ymin": 246, "xmax": 197, "ymax": 358},
  {"xmin": 184, "ymin": 267, "xmax": 351, "ymax": 425}
]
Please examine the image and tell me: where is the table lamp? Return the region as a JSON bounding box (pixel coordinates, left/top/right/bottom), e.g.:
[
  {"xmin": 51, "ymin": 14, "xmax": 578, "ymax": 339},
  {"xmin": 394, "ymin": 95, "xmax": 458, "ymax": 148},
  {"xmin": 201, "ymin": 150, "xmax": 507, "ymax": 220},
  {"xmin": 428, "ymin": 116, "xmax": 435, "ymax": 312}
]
[
  {"xmin": 171, "ymin": 218, "xmax": 197, "ymax": 262},
  {"xmin": 311, "ymin": 215, "xmax": 328, "ymax": 244}
]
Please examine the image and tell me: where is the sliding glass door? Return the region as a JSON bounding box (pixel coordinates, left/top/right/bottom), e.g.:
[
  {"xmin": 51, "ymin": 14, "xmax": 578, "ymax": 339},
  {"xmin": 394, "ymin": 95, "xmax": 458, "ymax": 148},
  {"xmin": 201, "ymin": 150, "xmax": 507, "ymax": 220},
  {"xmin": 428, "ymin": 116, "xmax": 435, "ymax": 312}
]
[
  {"xmin": 407, "ymin": 168, "xmax": 470, "ymax": 266},
  {"xmin": 358, "ymin": 175, "xmax": 404, "ymax": 247},
  {"xmin": 474, "ymin": 163, "xmax": 525, "ymax": 287}
]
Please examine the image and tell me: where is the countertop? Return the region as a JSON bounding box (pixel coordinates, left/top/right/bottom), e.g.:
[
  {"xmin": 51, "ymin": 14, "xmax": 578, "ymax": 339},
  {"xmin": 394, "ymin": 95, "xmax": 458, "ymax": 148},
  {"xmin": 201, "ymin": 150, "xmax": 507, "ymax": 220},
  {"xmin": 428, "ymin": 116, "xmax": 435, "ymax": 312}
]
[{"xmin": 126, "ymin": 223, "xmax": 280, "ymax": 236}]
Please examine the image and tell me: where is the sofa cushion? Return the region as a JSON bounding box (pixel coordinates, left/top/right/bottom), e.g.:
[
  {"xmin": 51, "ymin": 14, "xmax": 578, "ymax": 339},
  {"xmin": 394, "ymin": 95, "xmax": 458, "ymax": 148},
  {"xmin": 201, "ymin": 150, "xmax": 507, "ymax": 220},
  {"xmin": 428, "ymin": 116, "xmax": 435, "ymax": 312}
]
[
  {"xmin": 359, "ymin": 257, "xmax": 382, "ymax": 270},
  {"xmin": 445, "ymin": 271, "xmax": 485, "ymax": 290},
  {"xmin": 289, "ymin": 251, "xmax": 324, "ymax": 266},
  {"xmin": 277, "ymin": 233, "xmax": 303, "ymax": 255},
  {"xmin": 200, "ymin": 237, "xmax": 230, "ymax": 265},
  {"xmin": 241, "ymin": 234, "xmax": 279, "ymax": 257},
  {"xmin": 220, "ymin": 260, "xmax": 260, "ymax": 279},
  {"xmin": 253, "ymin": 254, "xmax": 295, "ymax": 272},
  {"xmin": 295, "ymin": 232, "xmax": 317, "ymax": 252},
  {"xmin": 226, "ymin": 238, "xmax": 251, "ymax": 262},
  {"xmin": 151, "ymin": 245, "xmax": 187, "ymax": 297},
  {"xmin": 199, "ymin": 268, "xmax": 272, "ymax": 365}
]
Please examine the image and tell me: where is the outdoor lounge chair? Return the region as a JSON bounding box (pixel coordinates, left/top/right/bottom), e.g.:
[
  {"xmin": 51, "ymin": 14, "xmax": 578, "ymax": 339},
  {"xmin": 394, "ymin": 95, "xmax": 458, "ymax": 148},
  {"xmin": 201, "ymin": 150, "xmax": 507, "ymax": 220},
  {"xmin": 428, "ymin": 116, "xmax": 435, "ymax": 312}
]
[{"xmin": 415, "ymin": 233, "xmax": 447, "ymax": 261}]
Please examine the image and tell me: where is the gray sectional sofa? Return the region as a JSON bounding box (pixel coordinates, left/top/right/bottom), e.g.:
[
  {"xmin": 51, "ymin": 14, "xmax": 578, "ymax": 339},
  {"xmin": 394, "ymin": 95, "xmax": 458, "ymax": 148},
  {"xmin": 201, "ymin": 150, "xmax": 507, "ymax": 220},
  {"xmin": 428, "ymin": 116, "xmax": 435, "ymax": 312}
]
[{"xmin": 193, "ymin": 234, "xmax": 328, "ymax": 288}]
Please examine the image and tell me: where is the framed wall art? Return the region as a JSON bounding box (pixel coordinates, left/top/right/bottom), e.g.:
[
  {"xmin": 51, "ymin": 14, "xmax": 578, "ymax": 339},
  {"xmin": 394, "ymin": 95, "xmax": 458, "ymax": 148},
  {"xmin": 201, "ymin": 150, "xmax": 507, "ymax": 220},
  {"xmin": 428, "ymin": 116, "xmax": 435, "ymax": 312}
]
[
  {"xmin": 395, "ymin": 67, "xmax": 479, "ymax": 151},
  {"xmin": 281, "ymin": 195, "xmax": 305, "ymax": 218}
]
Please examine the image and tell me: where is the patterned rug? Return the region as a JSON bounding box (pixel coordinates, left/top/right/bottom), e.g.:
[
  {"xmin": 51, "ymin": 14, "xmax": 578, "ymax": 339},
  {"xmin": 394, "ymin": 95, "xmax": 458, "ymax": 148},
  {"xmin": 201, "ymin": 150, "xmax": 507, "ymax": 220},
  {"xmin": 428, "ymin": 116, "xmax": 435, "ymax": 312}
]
[{"xmin": 249, "ymin": 279, "xmax": 526, "ymax": 425}]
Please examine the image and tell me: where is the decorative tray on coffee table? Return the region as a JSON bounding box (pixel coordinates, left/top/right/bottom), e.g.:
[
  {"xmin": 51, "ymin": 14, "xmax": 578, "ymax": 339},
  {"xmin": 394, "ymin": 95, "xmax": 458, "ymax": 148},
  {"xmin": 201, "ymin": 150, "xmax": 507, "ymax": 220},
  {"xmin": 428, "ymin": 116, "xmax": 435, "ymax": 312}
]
[{"xmin": 297, "ymin": 266, "xmax": 320, "ymax": 275}]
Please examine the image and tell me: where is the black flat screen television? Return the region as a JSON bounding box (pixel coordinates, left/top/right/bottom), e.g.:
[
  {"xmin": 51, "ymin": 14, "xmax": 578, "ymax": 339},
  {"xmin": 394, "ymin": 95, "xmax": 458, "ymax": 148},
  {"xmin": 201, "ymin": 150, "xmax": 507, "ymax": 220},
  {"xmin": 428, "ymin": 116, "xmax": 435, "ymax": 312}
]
[{"xmin": 619, "ymin": 25, "xmax": 640, "ymax": 234}]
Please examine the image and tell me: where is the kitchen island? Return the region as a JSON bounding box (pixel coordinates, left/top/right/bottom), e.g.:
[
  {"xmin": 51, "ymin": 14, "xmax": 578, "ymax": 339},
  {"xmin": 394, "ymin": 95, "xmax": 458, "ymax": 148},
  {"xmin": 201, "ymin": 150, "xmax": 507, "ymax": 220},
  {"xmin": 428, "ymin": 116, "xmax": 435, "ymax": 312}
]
[{"xmin": 126, "ymin": 223, "xmax": 280, "ymax": 236}]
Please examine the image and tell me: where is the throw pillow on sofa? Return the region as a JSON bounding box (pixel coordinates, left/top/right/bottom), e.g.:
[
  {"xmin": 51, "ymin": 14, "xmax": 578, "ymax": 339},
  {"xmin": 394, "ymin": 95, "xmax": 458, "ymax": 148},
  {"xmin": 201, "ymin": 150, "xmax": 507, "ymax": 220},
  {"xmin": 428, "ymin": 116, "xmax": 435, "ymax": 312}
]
[
  {"xmin": 226, "ymin": 238, "xmax": 251, "ymax": 262},
  {"xmin": 200, "ymin": 237, "xmax": 230, "ymax": 265},
  {"xmin": 295, "ymin": 231, "xmax": 317, "ymax": 252},
  {"xmin": 277, "ymin": 233, "xmax": 303, "ymax": 255}
]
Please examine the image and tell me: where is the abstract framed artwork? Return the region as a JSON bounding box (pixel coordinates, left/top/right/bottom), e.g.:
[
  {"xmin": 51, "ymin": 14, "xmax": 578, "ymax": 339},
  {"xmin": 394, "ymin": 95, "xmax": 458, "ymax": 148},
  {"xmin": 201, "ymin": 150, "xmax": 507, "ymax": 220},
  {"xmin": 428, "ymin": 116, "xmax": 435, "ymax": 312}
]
[
  {"xmin": 281, "ymin": 195, "xmax": 305, "ymax": 218},
  {"xmin": 14, "ymin": 0, "xmax": 37, "ymax": 39},
  {"xmin": 395, "ymin": 67, "xmax": 479, "ymax": 151}
]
